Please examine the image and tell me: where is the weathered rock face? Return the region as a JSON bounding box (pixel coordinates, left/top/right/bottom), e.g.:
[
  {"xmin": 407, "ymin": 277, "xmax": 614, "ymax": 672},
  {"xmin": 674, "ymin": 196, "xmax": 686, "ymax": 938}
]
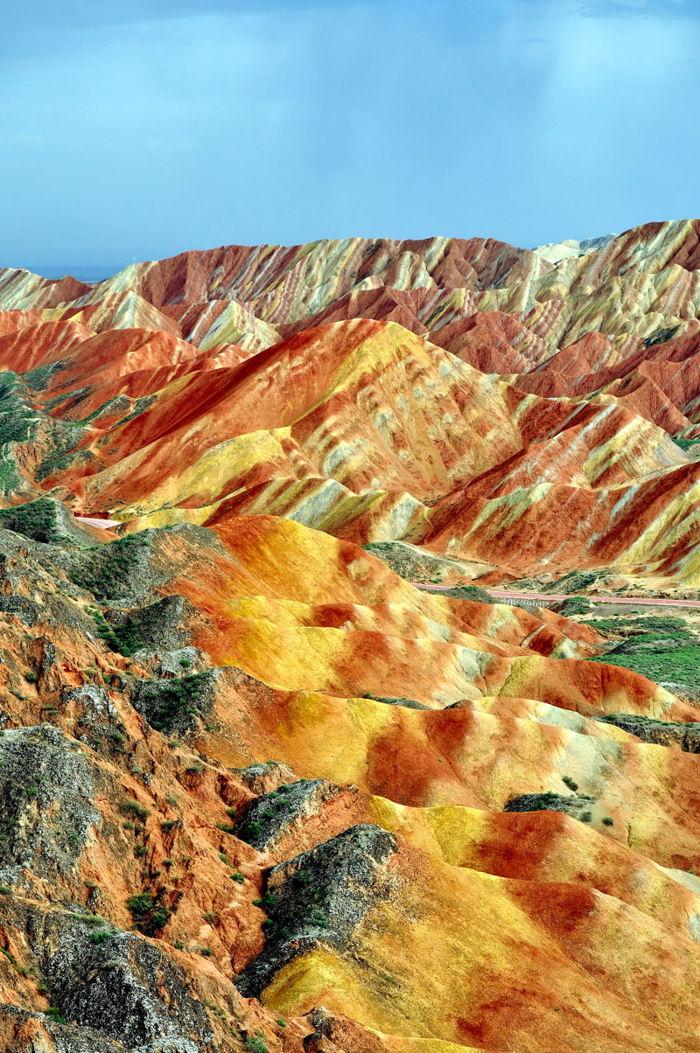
[
  {"xmin": 0, "ymin": 725, "xmax": 98, "ymax": 883},
  {"xmin": 504, "ymin": 791, "xmax": 597, "ymax": 823},
  {"xmin": 236, "ymin": 825, "xmax": 397, "ymax": 997},
  {"xmin": 598, "ymin": 713, "xmax": 700, "ymax": 753},
  {"xmin": 25, "ymin": 907, "xmax": 214, "ymax": 1053},
  {"xmin": 234, "ymin": 780, "xmax": 343, "ymax": 851},
  {"xmin": 0, "ymin": 226, "xmax": 698, "ymax": 1053}
]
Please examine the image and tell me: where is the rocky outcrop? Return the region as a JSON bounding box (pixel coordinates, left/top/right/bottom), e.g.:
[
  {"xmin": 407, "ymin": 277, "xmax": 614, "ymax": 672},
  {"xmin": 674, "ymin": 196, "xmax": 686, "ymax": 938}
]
[
  {"xmin": 132, "ymin": 670, "xmax": 219, "ymax": 735},
  {"xmin": 236, "ymin": 825, "xmax": 397, "ymax": 997},
  {"xmin": 234, "ymin": 780, "xmax": 342, "ymax": 850},
  {"xmin": 597, "ymin": 713, "xmax": 700, "ymax": 753},
  {"xmin": 504, "ymin": 792, "xmax": 597, "ymax": 824},
  {"xmin": 0, "ymin": 725, "xmax": 98, "ymax": 884},
  {"xmin": 32, "ymin": 913, "xmax": 213, "ymax": 1052}
]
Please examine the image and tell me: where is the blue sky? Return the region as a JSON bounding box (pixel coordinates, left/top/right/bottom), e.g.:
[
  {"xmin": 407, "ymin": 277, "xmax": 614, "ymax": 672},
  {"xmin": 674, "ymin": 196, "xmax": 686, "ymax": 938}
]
[{"xmin": 1, "ymin": 0, "xmax": 699, "ymax": 269}]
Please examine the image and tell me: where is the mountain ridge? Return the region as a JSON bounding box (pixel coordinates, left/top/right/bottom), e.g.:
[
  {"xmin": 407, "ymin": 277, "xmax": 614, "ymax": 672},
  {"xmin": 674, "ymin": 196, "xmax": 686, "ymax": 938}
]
[{"xmin": 0, "ymin": 218, "xmax": 698, "ymax": 1053}]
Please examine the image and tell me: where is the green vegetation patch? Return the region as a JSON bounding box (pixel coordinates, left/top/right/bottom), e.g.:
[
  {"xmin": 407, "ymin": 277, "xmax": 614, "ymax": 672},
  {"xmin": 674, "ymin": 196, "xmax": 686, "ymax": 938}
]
[
  {"xmin": 0, "ymin": 496, "xmax": 89, "ymax": 547},
  {"xmin": 582, "ymin": 615, "xmax": 688, "ymax": 634},
  {"xmin": 126, "ymin": 891, "xmax": 171, "ymax": 936},
  {"xmin": 89, "ymin": 606, "xmax": 148, "ymax": 657},
  {"xmin": 132, "ymin": 671, "xmax": 218, "ymax": 734},
  {"xmin": 584, "ymin": 610, "xmax": 699, "ymax": 693},
  {"xmin": 558, "ymin": 596, "xmax": 592, "ymax": 617},
  {"xmin": 70, "ymin": 533, "xmax": 152, "ymax": 599},
  {"xmin": 544, "ymin": 569, "xmax": 611, "ymax": 595},
  {"xmin": 0, "ymin": 372, "xmax": 37, "ymax": 446},
  {"xmin": 592, "ymin": 645, "xmax": 700, "ymax": 691}
]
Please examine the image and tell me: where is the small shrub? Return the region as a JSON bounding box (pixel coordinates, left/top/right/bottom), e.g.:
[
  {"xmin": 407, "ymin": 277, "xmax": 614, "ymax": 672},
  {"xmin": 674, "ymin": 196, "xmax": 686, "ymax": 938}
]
[
  {"xmin": 203, "ymin": 911, "xmax": 218, "ymax": 925},
  {"xmin": 602, "ymin": 816, "xmax": 614, "ymax": 826},
  {"xmin": 67, "ymin": 912, "xmax": 104, "ymax": 927},
  {"xmin": 119, "ymin": 800, "xmax": 150, "ymax": 820},
  {"xmin": 126, "ymin": 892, "xmax": 171, "ymax": 936},
  {"xmin": 562, "ymin": 776, "xmax": 578, "ymax": 792},
  {"xmin": 579, "ymin": 811, "xmax": 592, "ymax": 823},
  {"xmin": 161, "ymin": 820, "xmax": 178, "ymax": 832},
  {"xmin": 90, "ymin": 929, "xmax": 113, "ymax": 945},
  {"xmin": 45, "ymin": 1007, "xmax": 68, "ymax": 1024},
  {"xmin": 245, "ymin": 1035, "xmax": 269, "ymax": 1053},
  {"xmin": 134, "ymin": 845, "xmax": 147, "ymax": 858},
  {"xmin": 230, "ymin": 872, "xmax": 245, "ymax": 884}
]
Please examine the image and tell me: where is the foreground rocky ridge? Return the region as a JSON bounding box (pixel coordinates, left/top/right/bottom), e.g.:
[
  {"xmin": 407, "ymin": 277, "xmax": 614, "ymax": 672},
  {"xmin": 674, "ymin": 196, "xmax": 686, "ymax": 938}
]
[
  {"xmin": 0, "ymin": 223, "xmax": 698, "ymax": 1051},
  {"xmin": 0, "ymin": 504, "xmax": 696, "ymax": 1052}
]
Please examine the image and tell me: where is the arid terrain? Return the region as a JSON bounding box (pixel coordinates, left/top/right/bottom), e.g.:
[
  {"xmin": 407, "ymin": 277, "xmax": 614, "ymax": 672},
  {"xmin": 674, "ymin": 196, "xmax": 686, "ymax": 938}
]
[{"xmin": 0, "ymin": 220, "xmax": 698, "ymax": 1053}]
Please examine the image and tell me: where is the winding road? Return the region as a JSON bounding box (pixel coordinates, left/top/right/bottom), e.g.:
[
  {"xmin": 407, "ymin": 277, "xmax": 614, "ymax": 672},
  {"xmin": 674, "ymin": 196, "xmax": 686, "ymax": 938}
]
[{"xmin": 415, "ymin": 584, "xmax": 700, "ymax": 610}]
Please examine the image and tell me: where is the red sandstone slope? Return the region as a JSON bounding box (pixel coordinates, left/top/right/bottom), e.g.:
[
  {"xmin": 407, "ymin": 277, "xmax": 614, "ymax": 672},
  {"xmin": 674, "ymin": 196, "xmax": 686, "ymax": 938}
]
[{"xmin": 0, "ymin": 224, "xmax": 699, "ymax": 1053}]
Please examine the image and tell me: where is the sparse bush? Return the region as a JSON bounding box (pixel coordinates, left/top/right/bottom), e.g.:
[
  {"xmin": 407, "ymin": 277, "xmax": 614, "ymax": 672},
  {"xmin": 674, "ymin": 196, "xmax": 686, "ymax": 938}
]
[
  {"xmin": 119, "ymin": 800, "xmax": 150, "ymax": 820},
  {"xmin": 245, "ymin": 1035, "xmax": 269, "ymax": 1053},
  {"xmin": 562, "ymin": 776, "xmax": 578, "ymax": 792},
  {"xmin": 126, "ymin": 892, "xmax": 171, "ymax": 936},
  {"xmin": 90, "ymin": 929, "xmax": 113, "ymax": 945},
  {"xmin": 559, "ymin": 596, "xmax": 591, "ymax": 617},
  {"xmin": 45, "ymin": 1007, "xmax": 68, "ymax": 1025}
]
